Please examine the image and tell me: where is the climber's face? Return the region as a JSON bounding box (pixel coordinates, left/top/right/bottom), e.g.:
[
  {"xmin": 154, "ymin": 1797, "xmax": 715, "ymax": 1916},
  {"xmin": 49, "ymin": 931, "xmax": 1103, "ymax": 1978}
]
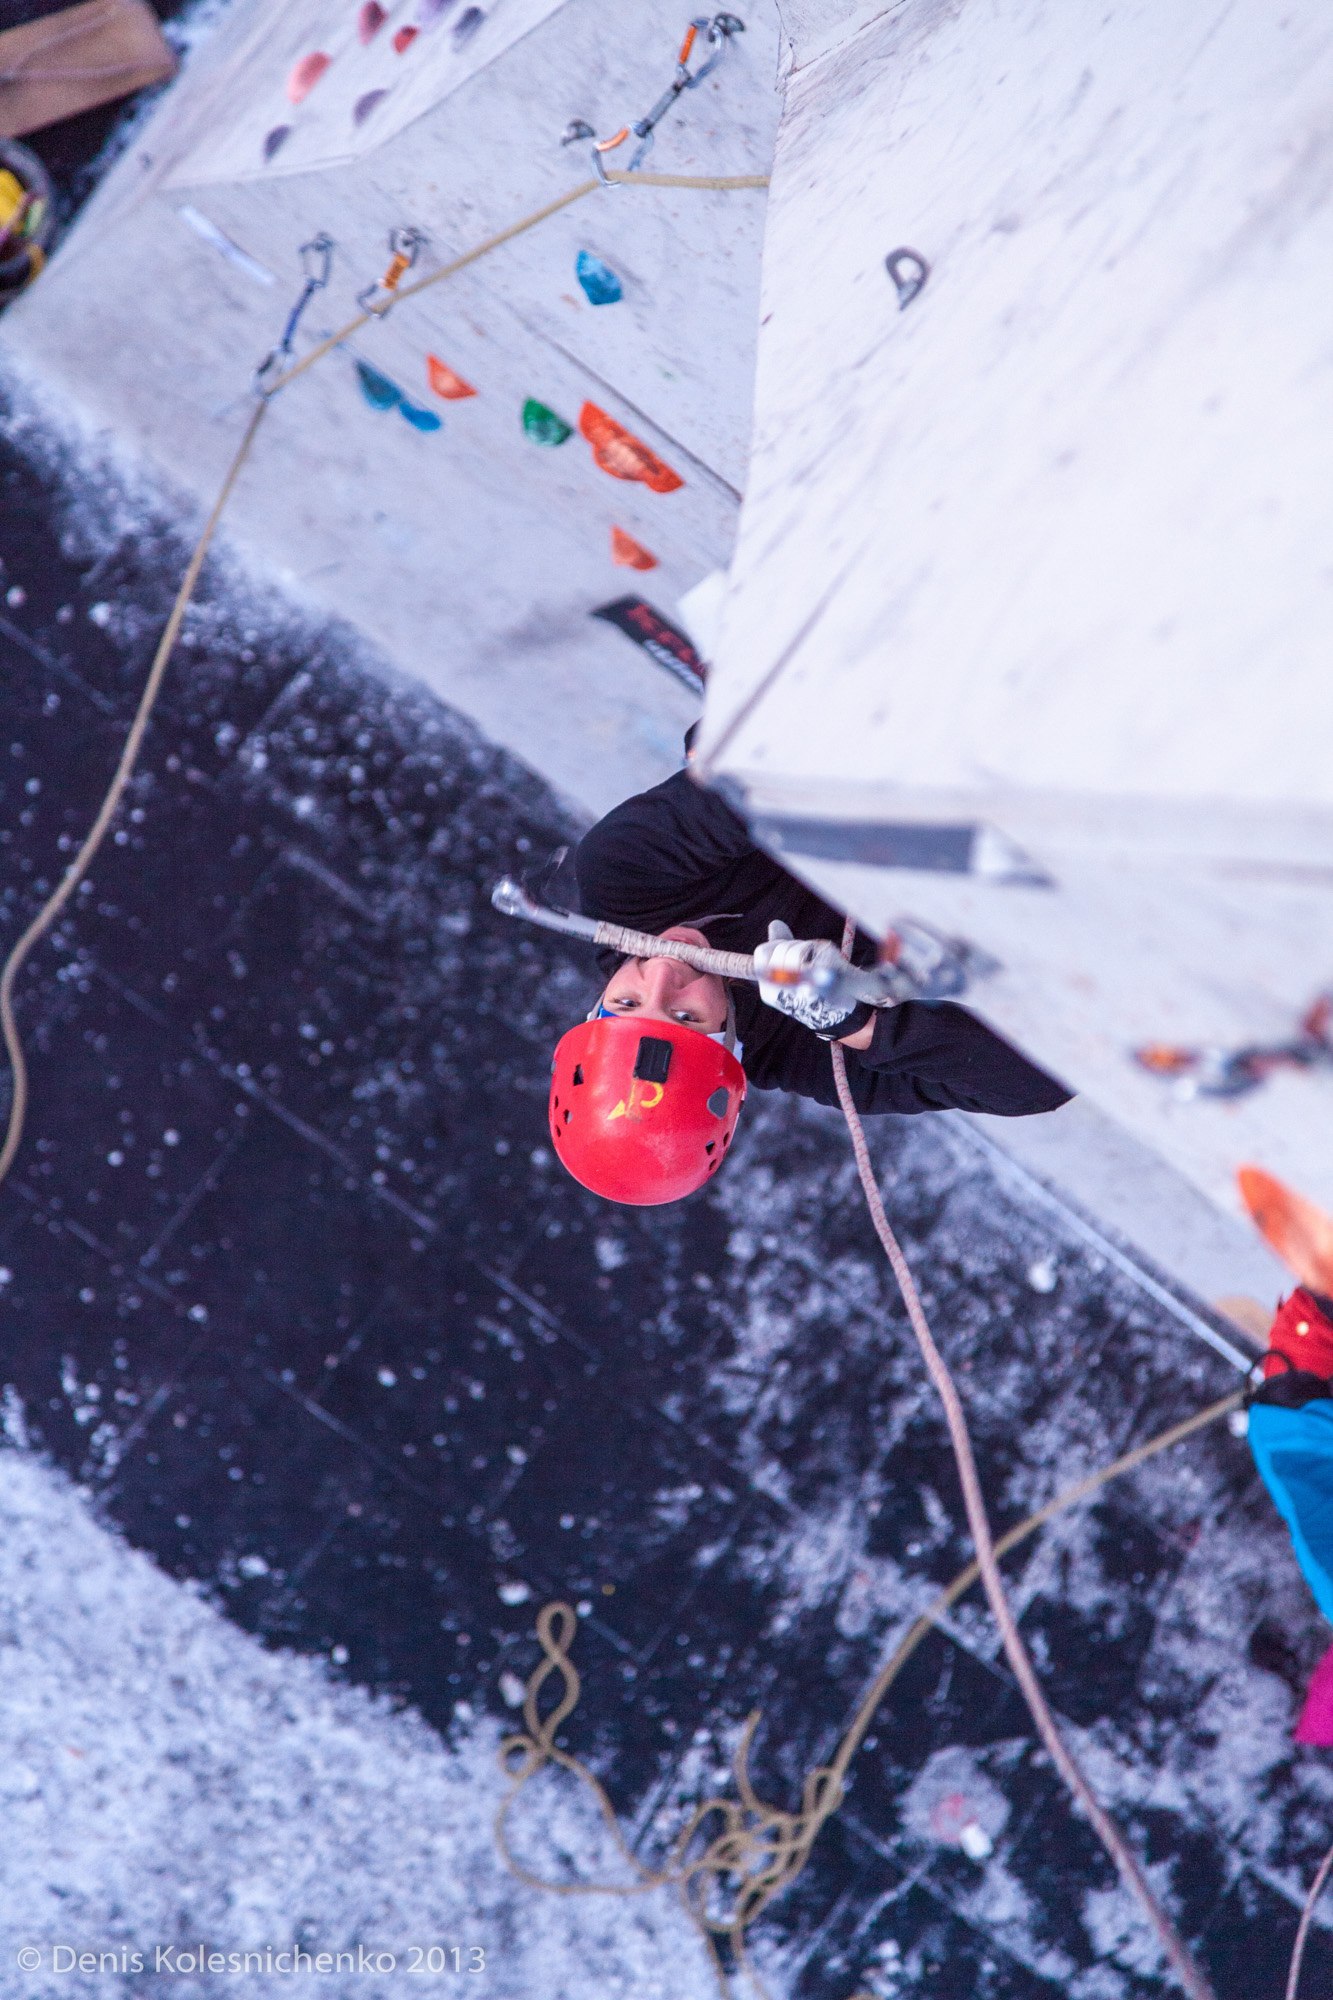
[{"xmin": 598, "ymin": 926, "xmax": 728, "ymax": 1034}]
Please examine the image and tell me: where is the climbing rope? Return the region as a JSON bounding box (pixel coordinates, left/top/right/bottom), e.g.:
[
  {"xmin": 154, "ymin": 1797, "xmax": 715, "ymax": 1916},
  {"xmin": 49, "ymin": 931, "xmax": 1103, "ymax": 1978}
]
[
  {"xmin": 262, "ymin": 171, "xmax": 768, "ymax": 398},
  {"xmin": 828, "ymin": 1035, "xmax": 1218, "ymax": 2000},
  {"xmin": 1287, "ymin": 1837, "xmax": 1333, "ymax": 2000},
  {"xmin": 497, "ymin": 1385, "xmax": 1241, "ymax": 1998},
  {"xmin": 0, "ymin": 395, "xmax": 270, "ymax": 1187},
  {"xmin": 0, "ymin": 168, "xmax": 769, "ymax": 1191},
  {"xmin": 495, "ymin": 927, "xmax": 1225, "ymax": 1998}
]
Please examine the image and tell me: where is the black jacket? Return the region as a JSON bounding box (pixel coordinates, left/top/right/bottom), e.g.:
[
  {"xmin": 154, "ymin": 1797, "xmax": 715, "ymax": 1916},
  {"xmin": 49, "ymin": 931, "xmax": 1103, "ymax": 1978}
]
[{"xmin": 572, "ymin": 770, "xmax": 1070, "ymax": 1118}]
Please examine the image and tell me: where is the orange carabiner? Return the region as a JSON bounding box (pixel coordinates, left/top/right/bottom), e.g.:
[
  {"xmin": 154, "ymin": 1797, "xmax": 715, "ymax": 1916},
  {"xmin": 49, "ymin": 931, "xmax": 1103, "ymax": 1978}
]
[
  {"xmin": 593, "ymin": 126, "xmax": 629, "ymax": 153},
  {"xmin": 381, "ymin": 250, "xmax": 411, "ymax": 291},
  {"xmin": 678, "ymin": 21, "xmax": 698, "ymax": 63}
]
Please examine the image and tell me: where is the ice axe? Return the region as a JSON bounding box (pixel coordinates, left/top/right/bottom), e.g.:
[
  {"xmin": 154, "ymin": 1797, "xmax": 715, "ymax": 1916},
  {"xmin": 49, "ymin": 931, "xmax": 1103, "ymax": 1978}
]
[{"xmin": 490, "ymin": 877, "xmax": 937, "ymax": 1006}]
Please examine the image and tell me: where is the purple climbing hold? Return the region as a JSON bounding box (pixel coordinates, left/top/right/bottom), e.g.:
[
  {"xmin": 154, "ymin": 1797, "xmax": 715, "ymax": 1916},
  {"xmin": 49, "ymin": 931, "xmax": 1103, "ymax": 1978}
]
[
  {"xmin": 353, "ymin": 89, "xmax": 388, "ymax": 126},
  {"xmin": 453, "ymin": 7, "xmax": 484, "ymax": 45},
  {"xmin": 263, "ymin": 125, "xmax": 291, "ymax": 163},
  {"xmin": 416, "ymin": 0, "xmax": 456, "ymax": 24}
]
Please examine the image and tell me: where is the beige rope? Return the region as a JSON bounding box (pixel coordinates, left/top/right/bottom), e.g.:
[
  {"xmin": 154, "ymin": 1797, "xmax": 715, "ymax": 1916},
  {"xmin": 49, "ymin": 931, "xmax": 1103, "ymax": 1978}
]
[
  {"xmin": 265, "ymin": 170, "xmax": 770, "ymax": 397},
  {"xmin": 0, "ymin": 396, "xmax": 269, "ymax": 1188},
  {"xmin": 496, "ymin": 1386, "xmax": 1241, "ymax": 1997},
  {"xmin": 1286, "ymin": 1836, "xmax": 1333, "ymax": 2000}
]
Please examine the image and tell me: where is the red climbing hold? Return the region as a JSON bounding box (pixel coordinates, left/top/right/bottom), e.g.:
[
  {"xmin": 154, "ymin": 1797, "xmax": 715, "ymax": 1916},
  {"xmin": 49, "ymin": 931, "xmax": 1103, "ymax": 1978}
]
[
  {"xmin": 579, "ymin": 404, "xmax": 683, "ymax": 494},
  {"xmin": 358, "ymin": 1, "xmax": 387, "ymax": 42},
  {"xmin": 610, "ymin": 527, "xmax": 657, "ymax": 571},
  {"xmin": 393, "ymin": 25, "xmax": 418, "ymax": 52},
  {"xmin": 286, "ymin": 52, "xmax": 331, "ymax": 104},
  {"xmin": 426, "ymin": 355, "xmax": 476, "ymax": 401}
]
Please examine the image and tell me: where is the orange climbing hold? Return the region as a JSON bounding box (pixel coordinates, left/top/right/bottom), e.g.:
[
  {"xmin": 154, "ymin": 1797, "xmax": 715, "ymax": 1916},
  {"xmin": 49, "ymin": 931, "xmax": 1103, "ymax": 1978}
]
[
  {"xmin": 426, "ymin": 355, "xmax": 476, "ymax": 401},
  {"xmin": 286, "ymin": 51, "xmax": 331, "ymax": 103},
  {"xmin": 579, "ymin": 404, "xmax": 683, "ymax": 494},
  {"xmin": 610, "ymin": 528, "xmax": 657, "ymax": 571}
]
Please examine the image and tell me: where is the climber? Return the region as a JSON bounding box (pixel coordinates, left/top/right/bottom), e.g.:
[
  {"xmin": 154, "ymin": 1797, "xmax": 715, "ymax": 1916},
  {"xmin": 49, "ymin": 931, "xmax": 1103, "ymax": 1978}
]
[
  {"xmin": 1242, "ymin": 1171, "xmax": 1333, "ymax": 1746},
  {"xmin": 544, "ymin": 762, "xmax": 1071, "ymax": 1205}
]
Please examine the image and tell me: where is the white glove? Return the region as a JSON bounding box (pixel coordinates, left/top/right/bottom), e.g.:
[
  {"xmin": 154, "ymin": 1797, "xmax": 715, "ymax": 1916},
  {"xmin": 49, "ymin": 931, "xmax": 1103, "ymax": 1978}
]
[{"xmin": 753, "ymin": 921, "xmax": 869, "ymax": 1038}]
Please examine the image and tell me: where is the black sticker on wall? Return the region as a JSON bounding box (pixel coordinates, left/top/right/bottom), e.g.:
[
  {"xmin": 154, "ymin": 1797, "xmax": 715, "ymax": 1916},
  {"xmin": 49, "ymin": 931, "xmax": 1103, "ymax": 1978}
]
[{"xmin": 591, "ymin": 596, "xmax": 706, "ymax": 696}]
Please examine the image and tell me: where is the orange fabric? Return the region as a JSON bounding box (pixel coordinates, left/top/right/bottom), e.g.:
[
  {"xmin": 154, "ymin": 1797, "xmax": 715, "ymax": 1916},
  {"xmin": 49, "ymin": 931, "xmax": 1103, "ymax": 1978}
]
[
  {"xmin": 610, "ymin": 527, "xmax": 657, "ymax": 570},
  {"xmin": 426, "ymin": 355, "xmax": 476, "ymax": 401},
  {"xmin": 579, "ymin": 403, "xmax": 683, "ymax": 494},
  {"xmin": 1239, "ymin": 1165, "xmax": 1333, "ymax": 1296}
]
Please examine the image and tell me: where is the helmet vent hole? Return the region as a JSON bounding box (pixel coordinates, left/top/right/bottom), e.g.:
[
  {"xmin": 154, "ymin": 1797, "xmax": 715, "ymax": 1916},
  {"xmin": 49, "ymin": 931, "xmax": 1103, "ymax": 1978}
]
[
  {"xmin": 722, "ymin": 1130, "xmax": 731, "ymax": 1148},
  {"xmin": 563, "ymin": 1108, "xmax": 571, "ymax": 1125},
  {"xmin": 706, "ymin": 1087, "xmax": 729, "ymax": 1118},
  {"xmin": 705, "ymin": 1140, "xmax": 716, "ymax": 1154},
  {"xmin": 572, "ymin": 1064, "xmax": 584, "ymax": 1086}
]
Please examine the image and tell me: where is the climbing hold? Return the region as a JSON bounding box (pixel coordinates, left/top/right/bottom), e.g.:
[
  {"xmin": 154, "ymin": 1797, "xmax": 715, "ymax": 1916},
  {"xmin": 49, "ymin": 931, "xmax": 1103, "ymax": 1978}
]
[
  {"xmin": 580, "ymin": 403, "xmax": 682, "ymax": 493},
  {"xmin": 393, "ymin": 25, "xmax": 419, "ymax": 52},
  {"xmin": 610, "ymin": 527, "xmax": 657, "ymax": 571},
  {"xmin": 355, "ymin": 359, "xmax": 441, "ymax": 431},
  {"xmin": 262, "ymin": 125, "xmax": 291, "ymax": 162},
  {"xmin": 416, "ymin": 0, "xmax": 455, "ymax": 22},
  {"xmin": 353, "ymin": 88, "xmax": 388, "ymax": 126},
  {"xmin": 427, "ymin": 354, "xmax": 476, "ymax": 400},
  {"xmin": 358, "ymin": 1, "xmax": 387, "ymax": 41},
  {"xmin": 575, "ymin": 249, "xmax": 622, "ymax": 306},
  {"xmin": 286, "ymin": 52, "xmax": 331, "ymax": 104},
  {"xmin": 356, "ymin": 359, "xmax": 399, "ymax": 411},
  {"xmin": 522, "ymin": 398, "xmax": 573, "ymax": 446},
  {"xmin": 885, "ymin": 247, "xmax": 929, "ymax": 309},
  {"xmin": 453, "ymin": 6, "xmax": 484, "ymax": 43}
]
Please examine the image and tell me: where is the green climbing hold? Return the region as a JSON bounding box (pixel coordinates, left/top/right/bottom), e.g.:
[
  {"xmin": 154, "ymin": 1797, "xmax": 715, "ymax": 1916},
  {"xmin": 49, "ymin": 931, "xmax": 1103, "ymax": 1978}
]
[{"xmin": 522, "ymin": 398, "xmax": 573, "ymax": 447}]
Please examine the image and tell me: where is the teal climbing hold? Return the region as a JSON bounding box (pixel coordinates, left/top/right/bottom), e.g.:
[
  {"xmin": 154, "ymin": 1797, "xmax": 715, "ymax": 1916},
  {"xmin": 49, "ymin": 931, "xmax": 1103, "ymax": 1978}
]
[
  {"xmin": 522, "ymin": 398, "xmax": 573, "ymax": 446},
  {"xmin": 356, "ymin": 360, "xmax": 399, "ymax": 411},
  {"xmin": 575, "ymin": 250, "xmax": 622, "ymax": 306},
  {"xmin": 355, "ymin": 360, "xmax": 442, "ymax": 432}
]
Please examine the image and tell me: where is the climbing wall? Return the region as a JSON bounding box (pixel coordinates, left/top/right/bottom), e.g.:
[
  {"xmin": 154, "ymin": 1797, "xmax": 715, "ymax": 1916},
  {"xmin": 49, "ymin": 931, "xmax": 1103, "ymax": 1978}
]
[
  {"xmin": 0, "ymin": 0, "xmax": 782, "ymax": 818},
  {"xmin": 700, "ymin": 0, "xmax": 1333, "ymax": 1225}
]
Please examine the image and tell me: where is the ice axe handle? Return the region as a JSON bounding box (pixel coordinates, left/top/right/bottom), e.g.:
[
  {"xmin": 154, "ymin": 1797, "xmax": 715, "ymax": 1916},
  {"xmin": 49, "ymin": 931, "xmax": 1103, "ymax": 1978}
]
[{"xmin": 490, "ymin": 879, "xmax": 902, "ymax": 1004}]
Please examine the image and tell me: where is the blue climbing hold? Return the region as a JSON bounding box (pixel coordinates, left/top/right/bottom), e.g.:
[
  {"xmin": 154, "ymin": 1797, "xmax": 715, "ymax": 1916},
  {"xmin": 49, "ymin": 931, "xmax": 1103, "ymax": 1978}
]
[
  {"xmin": 575, "ymin": 249, "xmax": 622, "ymax": 306},
  {"xmin": 399, "ymin": 400, "xmax": 443, "ymax": 433},
  {"xmin": 356, "ymin": 360, "xmax": 399, "ymax": 411}
]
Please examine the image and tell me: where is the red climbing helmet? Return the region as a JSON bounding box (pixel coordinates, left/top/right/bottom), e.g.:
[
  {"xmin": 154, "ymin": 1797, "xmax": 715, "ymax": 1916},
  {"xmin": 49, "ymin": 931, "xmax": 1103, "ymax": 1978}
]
[{"xmin": 549, "ymin": 1016, "xmax": 746, "ymax": 1206}]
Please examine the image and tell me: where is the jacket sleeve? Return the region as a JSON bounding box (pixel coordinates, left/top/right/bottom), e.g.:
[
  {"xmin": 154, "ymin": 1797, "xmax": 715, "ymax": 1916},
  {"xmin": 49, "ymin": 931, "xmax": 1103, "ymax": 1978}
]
[
  {"xmin": 745, "ymin": 1001, "xmax": 1070, "ymax": 1116},
  {"xmin": 574, "ymin": 769, "xmax": 754, "ymax": 927},
  {"xmin": 846, "ymin": 1002, "xmax": 1071, "ymax": 1115}
]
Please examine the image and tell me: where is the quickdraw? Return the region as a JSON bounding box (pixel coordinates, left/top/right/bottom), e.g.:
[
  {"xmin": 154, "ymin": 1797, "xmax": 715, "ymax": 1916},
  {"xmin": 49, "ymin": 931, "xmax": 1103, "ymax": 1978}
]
[
  {"xmin": 1135, "ymin": 992, "xmax": 1333, "ymax": 1100},
  {"xmin": 254, "ymin": 232, "xmax": 333, "ymax": 392},
  {"xmin": 355, "ymin": 224, "xmax": 426, "ymax": 314},
  {"xmin": 561, "ymin": 14, "xmax": 745, "ymax": 183}
]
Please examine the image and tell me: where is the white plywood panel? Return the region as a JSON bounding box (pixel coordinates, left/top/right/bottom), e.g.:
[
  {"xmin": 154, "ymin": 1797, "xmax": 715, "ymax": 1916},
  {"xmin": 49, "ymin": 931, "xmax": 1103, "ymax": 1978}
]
[
  {"xmin": 705, "ymin": 0, "xmax": 1333, "ymax": 827},
  {"xmin": 702, "ymin": 0, "xmax": 1333, "ymax": 1226}
]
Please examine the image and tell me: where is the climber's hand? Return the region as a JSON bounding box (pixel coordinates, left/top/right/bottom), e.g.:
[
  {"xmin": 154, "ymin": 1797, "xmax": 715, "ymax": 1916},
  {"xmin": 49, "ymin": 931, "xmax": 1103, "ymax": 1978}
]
[{"xmin": 753, "ymin": 922, "xmax": 873, "ymax": 1041}]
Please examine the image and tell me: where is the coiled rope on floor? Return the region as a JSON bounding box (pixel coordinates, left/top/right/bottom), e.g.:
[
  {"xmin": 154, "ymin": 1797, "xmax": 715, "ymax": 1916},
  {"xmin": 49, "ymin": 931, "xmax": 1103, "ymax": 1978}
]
[
  {"xmin": 497, "ymin": 1386, "xmax": 1241, "ymax": 1998},
  {"xmin": 0, "ymin": 168, "xmax": 769, "ymax": 1192}
]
